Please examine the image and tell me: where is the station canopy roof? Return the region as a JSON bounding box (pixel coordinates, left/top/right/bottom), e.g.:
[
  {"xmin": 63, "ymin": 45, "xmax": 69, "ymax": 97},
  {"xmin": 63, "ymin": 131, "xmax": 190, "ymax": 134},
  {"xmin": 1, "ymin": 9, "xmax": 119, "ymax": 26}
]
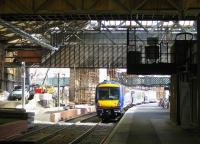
[{"xmin": 0, "ymin": 20, "xmax": 196, "ymax": 66}]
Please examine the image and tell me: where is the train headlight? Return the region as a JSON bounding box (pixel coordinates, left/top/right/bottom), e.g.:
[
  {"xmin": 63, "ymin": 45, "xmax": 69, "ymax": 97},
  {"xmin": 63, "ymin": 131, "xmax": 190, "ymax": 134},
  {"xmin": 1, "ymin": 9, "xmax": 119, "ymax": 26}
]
[
  {"xmin": 97, "ymin": 102, "xmax": 101, "ymax": 107},
  {"xmin": 117, "ymin": 102, "xmax": 121, "ymax": 107}
]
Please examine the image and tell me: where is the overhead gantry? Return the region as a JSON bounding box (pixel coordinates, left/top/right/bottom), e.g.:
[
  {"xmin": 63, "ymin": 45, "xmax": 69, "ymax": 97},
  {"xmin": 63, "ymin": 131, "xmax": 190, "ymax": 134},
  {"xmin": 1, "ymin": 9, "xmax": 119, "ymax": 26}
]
[{"xmin": 0, "ymin": 0, "xmax": 199, "ymax": 20}]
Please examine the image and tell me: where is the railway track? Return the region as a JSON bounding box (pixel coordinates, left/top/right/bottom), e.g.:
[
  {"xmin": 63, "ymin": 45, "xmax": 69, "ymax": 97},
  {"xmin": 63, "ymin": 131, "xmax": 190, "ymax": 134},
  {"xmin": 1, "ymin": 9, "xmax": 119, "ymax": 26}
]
[
  {"xmin": 69, "ymin": 122, "xmax": 116, "ymax": 144},
  {"xmin": 43, "ymin": 124, "xmax": 95, "ymax": 144},
  {"xmin": 65, "ymin": 112, "xmax": 99, "ymax": 123},
  {"xmin": 2, "ymin": 113, "xmax": 117, "ymax": 144},
  {"xmin": 3, "ymin": 125, "xmax": 65, "ymax": 144}
]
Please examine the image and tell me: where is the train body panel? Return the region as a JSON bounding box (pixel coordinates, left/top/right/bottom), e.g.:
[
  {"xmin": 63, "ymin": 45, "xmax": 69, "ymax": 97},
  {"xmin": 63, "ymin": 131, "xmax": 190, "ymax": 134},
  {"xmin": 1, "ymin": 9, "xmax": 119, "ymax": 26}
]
[
  {"xmin": 95, "ymin": 80, "xmax": 132, "ymax": 120},
  {"xmin": 123, "ymin": 91, "xmax": 133, "ymax": 108},
  {"xmin": 97, "ymin": 100, "xmax": 119, "ymax": 108},
  {"xmin": 131, "ymin": 89, "xmax": 144, "ymax": 105},
  {"xmin": 146, "ymin": 90, "xmax": 157, "ymax": 103}
]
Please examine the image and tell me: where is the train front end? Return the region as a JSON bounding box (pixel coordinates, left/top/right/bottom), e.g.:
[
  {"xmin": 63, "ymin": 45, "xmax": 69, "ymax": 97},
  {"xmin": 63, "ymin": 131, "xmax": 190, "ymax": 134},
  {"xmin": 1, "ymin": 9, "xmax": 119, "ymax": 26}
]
[{"xmin": 95, "ymin": 81, "xmax": 123, "ymax": 120}]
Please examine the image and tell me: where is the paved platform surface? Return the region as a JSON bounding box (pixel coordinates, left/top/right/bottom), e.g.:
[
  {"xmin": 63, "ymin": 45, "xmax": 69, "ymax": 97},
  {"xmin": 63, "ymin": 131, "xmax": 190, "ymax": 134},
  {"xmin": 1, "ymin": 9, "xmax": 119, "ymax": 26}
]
[{"xmin": 106, "ymin": 103, "xmax": 200, "ymax": 144}]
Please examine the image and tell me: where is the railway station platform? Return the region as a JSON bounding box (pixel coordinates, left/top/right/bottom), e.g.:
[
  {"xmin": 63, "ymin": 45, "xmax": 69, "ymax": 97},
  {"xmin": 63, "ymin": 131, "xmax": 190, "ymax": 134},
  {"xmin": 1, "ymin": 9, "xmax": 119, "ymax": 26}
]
[{"xmin": 106, "ymin": 103, "xmax": 200, "ymax": 144}]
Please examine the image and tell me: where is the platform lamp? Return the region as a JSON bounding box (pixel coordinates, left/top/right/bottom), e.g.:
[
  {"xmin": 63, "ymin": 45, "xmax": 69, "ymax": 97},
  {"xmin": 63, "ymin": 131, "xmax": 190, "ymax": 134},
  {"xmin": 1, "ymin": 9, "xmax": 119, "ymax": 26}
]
[
  {"xmin": 21, "ymin": 61, "xmax": 26, "ymax": 109},
  {"xmin": 57, "ymin": 73, "xmax": 60, "ymax": 108},
  {"xmin": 61, "ymin": 73, "xmax": 66, "ymax": 104}
]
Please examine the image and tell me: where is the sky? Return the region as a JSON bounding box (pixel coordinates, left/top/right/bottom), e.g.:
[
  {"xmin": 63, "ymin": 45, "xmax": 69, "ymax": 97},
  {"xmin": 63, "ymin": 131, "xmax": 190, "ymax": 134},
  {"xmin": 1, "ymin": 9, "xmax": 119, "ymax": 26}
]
[
  {"xmin": 30, "ymin": 68, "xmax": 70, "ymax": 78},
  {"xmin": 30, "ymin": 68, "xmax": 109, "ymax": 83},
  {"xmin": 99, "ymin": 69, "xmax": 107, "ymax": 82}
]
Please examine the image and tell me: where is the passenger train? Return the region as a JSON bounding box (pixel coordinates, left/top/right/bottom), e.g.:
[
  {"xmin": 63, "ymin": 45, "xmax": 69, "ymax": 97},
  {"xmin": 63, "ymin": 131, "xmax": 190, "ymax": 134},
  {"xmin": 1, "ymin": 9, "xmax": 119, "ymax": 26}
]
[
  {"xmin": 131, "ymin": 89, "xmax": 145, "ymax": 105},
  {"xmin": 95, "ymin": 80, "xmax": 158, "ymax": 121},
  {"xmin": 95, "ymin": 80, "xmax": 133, "ymax": 121}
]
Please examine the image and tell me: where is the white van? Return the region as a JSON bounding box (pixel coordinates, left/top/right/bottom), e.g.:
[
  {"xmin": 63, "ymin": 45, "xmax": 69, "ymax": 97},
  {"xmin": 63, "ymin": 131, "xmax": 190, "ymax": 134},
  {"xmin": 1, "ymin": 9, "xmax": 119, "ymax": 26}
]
[{"xmin": 8, "ymin": 86, "xmax": 29, "ymax": 100}]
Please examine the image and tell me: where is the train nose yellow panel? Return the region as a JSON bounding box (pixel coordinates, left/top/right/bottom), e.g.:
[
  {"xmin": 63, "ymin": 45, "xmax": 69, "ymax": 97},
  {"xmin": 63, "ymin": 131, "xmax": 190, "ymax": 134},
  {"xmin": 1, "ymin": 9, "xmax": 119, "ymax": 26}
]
[{"xmin": 98, "ymin": 100, "xmax": 119, "ymax": 107}]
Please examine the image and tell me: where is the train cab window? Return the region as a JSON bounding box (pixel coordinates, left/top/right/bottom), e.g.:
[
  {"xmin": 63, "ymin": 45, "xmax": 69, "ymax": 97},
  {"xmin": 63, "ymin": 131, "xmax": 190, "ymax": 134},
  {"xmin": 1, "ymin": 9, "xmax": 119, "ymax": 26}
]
[
  {"xmin": 109, "ymin": 88, "xmax": 120, "ymax": 99},
  {"xmin": 98, "ymin": 87, "xmax": 120, "ymax": 100},
  {"xmin": 98, "ymin": 87, "xmax": 109, "ymax": 100}
]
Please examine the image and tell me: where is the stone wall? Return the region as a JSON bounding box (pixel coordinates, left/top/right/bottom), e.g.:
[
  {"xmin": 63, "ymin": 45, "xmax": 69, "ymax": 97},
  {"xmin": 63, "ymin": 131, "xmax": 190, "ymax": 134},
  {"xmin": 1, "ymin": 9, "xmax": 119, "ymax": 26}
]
[{"xmin": 69, "ymin": 68, "xmax": 99, "ymax": 104}]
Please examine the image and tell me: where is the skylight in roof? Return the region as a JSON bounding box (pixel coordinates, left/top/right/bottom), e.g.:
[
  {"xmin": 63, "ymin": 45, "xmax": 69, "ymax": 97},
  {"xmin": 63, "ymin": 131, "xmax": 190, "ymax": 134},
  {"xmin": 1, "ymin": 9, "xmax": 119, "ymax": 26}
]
[
  {"xmin": 84, "ymin": 20, "xmax": 195, "ymax": 32},
  {"xmin": 179, "ymin": 21, "xmax": 194, "ymax": 26}
]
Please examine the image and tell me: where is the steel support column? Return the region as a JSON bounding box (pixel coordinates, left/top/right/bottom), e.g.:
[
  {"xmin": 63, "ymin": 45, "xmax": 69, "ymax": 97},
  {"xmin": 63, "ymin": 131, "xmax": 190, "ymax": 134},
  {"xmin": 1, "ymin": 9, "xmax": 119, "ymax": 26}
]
[
  {"xmin": 197, "ymin": 19, "xmax": 200, "ymax": 125},
  {"xmin": 0, "ymin": 41, "xmax": 6, "ymax": 90}
]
